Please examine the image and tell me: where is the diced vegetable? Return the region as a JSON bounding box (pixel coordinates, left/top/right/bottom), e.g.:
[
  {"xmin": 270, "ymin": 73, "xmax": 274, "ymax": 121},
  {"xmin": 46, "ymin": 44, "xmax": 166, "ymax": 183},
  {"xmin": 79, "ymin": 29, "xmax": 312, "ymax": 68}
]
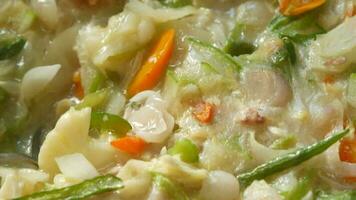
[
  {"xmin": 316, "ymin": 190, "xmax": 356, "ymax": 200},
  {"xmin": 55, "ymin": 153, "xmax": 99, "ymax": 180},
  {"xmin": 186, "ymin": 37, "xmax": 241, "ymax": 75},
  {"xmin": 111, "ymin": 136, "xmax": 146, "ymax": 155},
  {"xmin": 0, "ymin": 29, "xmax": 26, "ymax": 60},
  {"xmin": 88, "ymin": 70, "xmax": 106, "ymax": 94},
  {"xmin": 269, "ymin": 13, "xmax": 325, "ymax": 44},
  {"xmin": 282, "ymin": 176, "xmax": 312, "ymax": 200},
  {"xmin": 90, "ymin": 112, "xmax": 132, "ymax": 136},
  {"xmin": 152, "ymin": 172, "xmax": 189, "ymax": 200},
  {"xmin": 168, "ymin": 138, "xmax": 199, "ymax": 163},
  {"xmin": 192, "ymin": 102, "xmax": 215, "ymax": 124},
  {"xmin": 14, "ymin": 175, "xmax": 123, "ymax": 200},
  {"xmin": 279, "ymin": 0, "xmax": 326, "ymax": 16},
  {"xmin": 0, "ymin": 0, "xmax": 36, "ymax": 32},
  {"xmin": 127, "ymin": 29, "xmax": 175, "ymax": 97},
  {"xmin": 270, "ymin": 135, "xmax": 296, "ymax": 150},
  {"xmin": 237, "ymin": 129, "xmax": 349, "ymax": 187},
  {"xmin": 347, "ymin": 73, "xmax": 356, "ymax": 108},
  {"xmin": 270, "ymin": 37, "xmax": 296, "ymax": 81},
  {"xmin": 73, "ymin": 70, "xmax": 84, "ymax": 99},
  {"xmin": 75, "ymin": 89, "xmax": 109, "ymax": 110},
  {"xmin": 158, "ymin": 0, "xmax": 192, "ymax": 8},
  {"xmin": 225, "ymin": 23, "xmax": 255, "ymax": 56},
  {"xmin": 339, "ymin": 136, "xmax": 356, "ymax": 163}
]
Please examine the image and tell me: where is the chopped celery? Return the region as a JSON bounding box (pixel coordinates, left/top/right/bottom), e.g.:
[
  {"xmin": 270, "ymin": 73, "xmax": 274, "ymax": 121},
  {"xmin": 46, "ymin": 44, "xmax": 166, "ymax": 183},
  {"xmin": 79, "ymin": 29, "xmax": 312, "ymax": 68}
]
[
  {"xmin": 88, "ymin": 70, "xmax": 106, "ymax": 94},
  {"xmin": 270, "ymin": 135, "xmax": 296, "ymax": 150},
  {"xmin": 159, "ymin": 0, "xmax": 192, "ymax": 8},
  {"xmin": 269, "ymin": 13, "xmax": 325, "ymax": 44},
  {"xmin": 316, "ymin": 190, "xmax": 356, "ymax": 200},
  {"xmin": 14, "ymin": 175, "xmax": 123, "ymax": 200},
  {"xmin": 91, "ymin": 112, "xmax": 131, "ymax": 136},
  {"xmin": 237, "ymin": 129, "xmax": 349, "ymax": 187},
  {"xmin": 0, "ymin": 29, "xmax": 26, "ymax": 60},
  {"xmin": 168, "ymin": 138, "xmax": 199, "ymax": 163},
  {"xmin": 225, "ymin": 23, "xmax": 255, "ymax": 56},
  {"xmin": 347, "ymin": 73, "xmax": 356, "ymax": 108},
  {"xmin": 282, "ymin": 176, "xmax": 312, "ymax": 200},
  {"xmin": 75, "ymin": 89, "xmax": 109, "ymax": 110},
  {"xmin": 162, "ymin": 69, "xmax": 180, "ymax": 106},
  {"xmin": 152, "ymin": 173, "xmax": 189, "ymax": 200},
  {"xmin": 186, "ymin": 37, "xmax": 241, "ymax": 75}
]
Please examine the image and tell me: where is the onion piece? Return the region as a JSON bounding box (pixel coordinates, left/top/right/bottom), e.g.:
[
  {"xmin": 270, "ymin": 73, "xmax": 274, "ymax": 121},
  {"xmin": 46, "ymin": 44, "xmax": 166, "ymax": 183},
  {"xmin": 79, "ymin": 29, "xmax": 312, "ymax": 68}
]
[
  {"xmin": 55, "ymin": 153, "xmax": 99, "ymax": 180},
  {"xmin": 126, "ymin": 0, "xmax": 196, "ymax": 23},
  {"xmin": 30, "ymin": 0, "xmax": 59, "ymax": 29},
  {"xmin": 20, "ymin": 64, "xmax": 61, "ymax": 102}
]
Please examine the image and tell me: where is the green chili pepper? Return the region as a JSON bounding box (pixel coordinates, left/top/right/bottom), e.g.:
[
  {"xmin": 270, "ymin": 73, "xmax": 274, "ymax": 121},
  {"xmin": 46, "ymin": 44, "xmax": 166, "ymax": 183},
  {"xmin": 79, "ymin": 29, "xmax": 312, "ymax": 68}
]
[
  {"xmin": 238, "ymin": 129, "xmax": 349, "ymax": 187},
  {"xmin": 15, "ymin": 175, "xmax": 123, "ymax": 200},
  {"xmin": 91, "ymin": 112, "xmax": 131, "ymax": 136}
]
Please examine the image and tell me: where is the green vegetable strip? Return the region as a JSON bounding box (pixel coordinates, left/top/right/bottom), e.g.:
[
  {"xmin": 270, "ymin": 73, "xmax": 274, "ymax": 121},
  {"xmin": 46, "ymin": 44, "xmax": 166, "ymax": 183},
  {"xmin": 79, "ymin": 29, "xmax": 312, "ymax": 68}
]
[
  {"xmin": 91, "ymin": 112, "xmax": 131, "ymax": 136},
  {"xmin": 158, "ymin": 0, "xmax": 192, "ymax": 8},
  {"xmin": 15, "ymin": 175, "xmax": 123, "ymax": 200},
  {"xmin": 224, "ymin": 23, "xmax": 255, "ymax": 56},
  {"xmin": 168, "ymin": 138, "xmax": 199, "ymax": 163},
  {"xmin": 0, "ymin": 29, "xmax": 26, "ymax": 60},
  {"xmin": 316, "ymin": 190, "xmax": 356, "ymax": 200},
  {"xmin": 152, "ymin": 173, "xmax": 189, "ymax": 200},
  {"xmin": 186, "ymin": 37, "xmax": 241, "ymax": 73},
  {"xmin": 238, "ymin": 129, "xmax": 349, "ymax": 187},
  {"xmin": 75, "ymin": 89, "xmax": 109, "ymax": 110}
]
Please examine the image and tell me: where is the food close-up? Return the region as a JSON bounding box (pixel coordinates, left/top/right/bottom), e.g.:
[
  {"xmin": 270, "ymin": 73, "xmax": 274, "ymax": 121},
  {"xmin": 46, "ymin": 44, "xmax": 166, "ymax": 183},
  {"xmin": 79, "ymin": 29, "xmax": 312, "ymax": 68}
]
[{"xmin": 0, "ymin": 0, "xmax": 356, "ymax": 199}]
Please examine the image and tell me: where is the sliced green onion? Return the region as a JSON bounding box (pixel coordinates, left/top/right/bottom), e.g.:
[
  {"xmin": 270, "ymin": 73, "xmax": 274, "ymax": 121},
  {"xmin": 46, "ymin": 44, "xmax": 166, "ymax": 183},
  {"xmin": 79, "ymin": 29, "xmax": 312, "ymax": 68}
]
[{"xmin": 225, "ymin": 23, "xmax": 255, "ymax": 56}]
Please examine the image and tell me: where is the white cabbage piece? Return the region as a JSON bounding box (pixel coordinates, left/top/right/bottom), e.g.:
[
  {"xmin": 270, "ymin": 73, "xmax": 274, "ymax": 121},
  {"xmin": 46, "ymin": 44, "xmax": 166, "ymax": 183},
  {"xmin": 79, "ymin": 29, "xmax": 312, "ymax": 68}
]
[
  {"xmin": 20, "ymin": 64, "xmax": 61, "ymax": 102},
  {"xmin": 150, "ymin": 155, "xmax": 208, "ymax": 188},
  {"xmin": 199, "ymin": 170, "xmax": 240, "ymax": 200},
  {"xmin": 105, "ymin": 92, "xmax": 126, "ymax": 115},
  {"xmin": 0, "ymin": 167, "xmax": 49, "ymax": 199},
  {"xmin": 249, "ymin": 132, "xmax": 290, "ymax": 165},
  {"xmin": 38, "ymin": 107, "xmax": 124, "ymax": 177},
  {"xmin": 308, "ymin": 16, "xmax": 356, "ymax": 73},
  {"xmin": 30, "ymin": 0, "xmax": 59, "ymax": 29},
  {"xmin": 117, "ymin": 159, "xmax": 152, "ymax": 199},
  {"xmin": 75, "ymin": 0, "xmax": 196, "ymax": 72},
  {"xmin": 124, "ymin": 91, "xmax": 174, "ymax": 143},
  {"xmin": 243, "ymin": 180, "xmax": 283, "ymax": 200},
  {"xmin": 317, "ymin": 0, "xmax": 354, "ymax": 30},
  {"xmin": 146, "ymin": 184, "xmax": 167, "ymax": 200},
  {"xmin": 55, "ymin": 153, "xmax": 99, "ymax": 180}
]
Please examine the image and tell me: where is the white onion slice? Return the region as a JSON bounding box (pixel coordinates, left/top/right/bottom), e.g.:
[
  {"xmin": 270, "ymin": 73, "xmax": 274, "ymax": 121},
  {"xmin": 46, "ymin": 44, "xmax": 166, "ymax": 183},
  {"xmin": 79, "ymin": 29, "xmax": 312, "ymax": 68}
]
[{"xmin": 21, "ymin": 64, "xmax": 61, "ymax": 102}]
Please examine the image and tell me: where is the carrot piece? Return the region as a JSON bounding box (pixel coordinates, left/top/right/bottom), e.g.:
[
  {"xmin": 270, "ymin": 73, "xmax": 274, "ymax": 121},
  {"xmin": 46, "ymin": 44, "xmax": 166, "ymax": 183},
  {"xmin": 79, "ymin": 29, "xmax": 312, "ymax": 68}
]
[
  {"xmin": 192, "ymin": 102, "xmax": 215, "ymax": 124},
  {"xmin": 344, "ymin": 176, "xmax": 356, "ymax": 183},
  {"xmin": 339, "ymin": 136, "xmax": 356, "ymax": 163},
  {"xmin": 127, "ymin": 29, "xmax": 175, "ymax": 97},
  {"xmin": 279, "ymin": 0, "xmax": 326, "ymax": 16},
  {"xmin": 111, "ymin": 136, "xmax": 146, "ymax": 155},
  {"xmin": 323, "ymin": 75, "xmax": 334, "ymax": 84},
  {"xmin": 73, "ymin": 70, "xmax": 84, "ymax": 99}
]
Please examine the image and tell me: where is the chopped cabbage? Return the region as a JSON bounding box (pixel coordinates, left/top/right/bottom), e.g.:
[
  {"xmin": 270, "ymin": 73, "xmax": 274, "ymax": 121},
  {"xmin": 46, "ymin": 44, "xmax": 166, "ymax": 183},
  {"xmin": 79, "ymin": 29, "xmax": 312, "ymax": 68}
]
[
  {"xmin": 38, "ymin": 108, "xmax": 124, "ymax": 176},
  {"xmin": 75, "ymin": 0, "xmax": 196, "ymax": 73}
]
